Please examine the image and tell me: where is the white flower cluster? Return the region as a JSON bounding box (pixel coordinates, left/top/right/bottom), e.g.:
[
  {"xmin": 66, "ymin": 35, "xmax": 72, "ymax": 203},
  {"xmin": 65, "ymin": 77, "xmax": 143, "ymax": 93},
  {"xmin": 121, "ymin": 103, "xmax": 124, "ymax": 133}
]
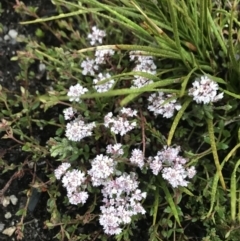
[
  {"xmin": 93, "ymin": 73, "xmax": 115, "ymax": 93},
  {"xmin": 55, "ymin": 160, "xmax": 147, "ymax": 235},
  {"xmin": 64, "ymin": 84, "xmax": 96, "ymax": 142},
  {"xmin": 67, "ymin": 83, "xmax": 88, "ymax": 102},
  {"xmin": 95, "ymin": 49, "xmax": 115, "ymax": 64},
  {"xmin": 80, "ymin": 58, "xmax": 99, "ymax": 76},
  {"xmin": 87, "ymin": 146, "xmax": 146, "ymax": 235},
  {"xmin": 106, "ymin": 143, "xmax": 124, "ymax": 156},
  {"xmin": 54, "ymin": 162, "xmax": 71, "ymax": 180},
  {"xmin": 88, "ymin": 154, "xmax": 117, "ymax": 186},
  {"xmin": 55, "ymin": 143, "xmax": 194, "ymax": 235},
  {"xmin": 148, "ymin": 146, "xmax": 196, "ymax": 188},
  {"xmin": 54, "ymin": 163, "xmax": 89, "ymax": 205},
  {"xmin": 81, "ymin": 49, "xmax": 115, "ymax": 77},
  {"xmin": 104, "ymin": 107, "xmax": 138, "ymax": 136},
  {"xmin": 129, "ymin": 149, "xmax": 144, "ymax": 169},
  {"xmin": 63, "ymin": 107, "xmax": 77, "ymax": 120},
  {"xmin": 65, "ymin": 117, "xmax": 96, "ymax": 142},
  {"xmin": 99, "ymin": 173, "xmax": 146, "ymax": 235},
  {"xmin": 148, "ymin": 92, "xmax": 182, "ymax": 118},
  {"xmin": 87, "ymin": 26, "xmax": 106, "ymax": 46},
  {"xmin": 80, "ymin": 51, "xmax": 116, "ymax": 92},
  {"xmin": 188, "ymin": 75, "xmax": 224, "ymax": 104},
  {"xmin": 80, "ymin": 26, "xmax": 116, "ymax": 93},
  {"xmin": 129, "ymin": 51, "xmax": 156, "ymax": 88}
]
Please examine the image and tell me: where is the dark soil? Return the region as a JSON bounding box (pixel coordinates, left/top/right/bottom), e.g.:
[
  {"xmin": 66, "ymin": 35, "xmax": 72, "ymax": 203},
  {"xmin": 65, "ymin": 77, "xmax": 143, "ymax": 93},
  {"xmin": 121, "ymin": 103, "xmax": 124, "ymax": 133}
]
[{"xmin": 0, "ymin": 1, "xmax": 59, "ymax": 240}]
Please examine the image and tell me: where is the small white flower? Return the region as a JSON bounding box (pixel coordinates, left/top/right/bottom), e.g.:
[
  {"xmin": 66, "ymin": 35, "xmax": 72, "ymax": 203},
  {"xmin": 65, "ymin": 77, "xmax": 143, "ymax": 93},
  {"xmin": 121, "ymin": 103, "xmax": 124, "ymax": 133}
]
[
  {"xmin": 129, "ymin": 51, "xmax": 156, "ymax": 88},
  {"xmin": 187, "ymin": 166, "xmax": 196, "ymax": 178},
  {"xmin": 81, "ymin": 58, "xmax": 98, "ymax": 76},
  {"xmin": 131, "ymin": 76, "xmax": 153, "ymax": 88},
  {"xmin": 67, "ymin": 191, "xmax": 89, "ymax": 205},
  {"xmin": 133, "ymin": 59, "xmax": 156, "ymax": 74},
  {"xmin": 129, "ymin": 149, "xmax": 144, "ymax": 169},
  {"xmin": 54, "ymin": 163, "xmax": 71, "ymax": 180},
  {"xmin": 56, "ymin": 167, "xmax": 89, "ymax": 205},
  {"xmin": 149, "ymin": 155, "xmax": 163, "ymax": 175},
  {"xmin": 99, "ymin": 212, "xmax": 122, "ymax": 235},
  {"xmin": 88, "ymin": 154, "xmax": 117, "ymax": 186},
  {"xmin": 62, "ymin": 169, "xmax": 86, "ymax": 192},
  {"xmin": 162, "ymin": 164, "xmax": 189, "ymax": 188},
  {"xmin": 159, "ymin": 146, "xmax": 181, "ymax": 164},
  {"xmin": 99, "ymin": 173, "xmax": 146, "ymax": 235},
  {"xmin": 148, "ymin": 145, "xmax": 196, "ymax": 188},
  {"xmin": 110, "ymin": 117, "xmax": 136, "ymax": 136},
  {"xmin": 120, "ymin": 107, "xmax": 137, "ymax": 117},
  {"xmin": 106, "ymin": 143, "xmax": 124, "ymax": 156},
  {"xmin": 148, "ymin": 92, "xmax": 181, "ymax": 118},
  {"xmin": 67, "ymin": 83, "xmax": 88, "ymax": 102},
  {"xmin": 95, "ymin": 49, "xmax": 115, "ymax": 64},
  {"xmin": 65, "ymin": 118, "xmax": 95, "ymax": 142},
  {"xmin": 87, "ymin": 26, "xmax": 106, "ymax": 46},
  {"xmin": 93, "ymin": 73, "xmax": 115, "ymax": 93},
  {"xmin": 104, "ymin": 112, "xmax": 113, "ymax": 127},
  {"xmin": 63, "ymin": 107, "xmax": 76, "ymax": 120},
  {"xmin": 188, "ymin": 75, "xmax": 224, "ymax": 104},
  {"xmin": 104, "ymin": 108, "xmax": 137, "ymax": 136}
]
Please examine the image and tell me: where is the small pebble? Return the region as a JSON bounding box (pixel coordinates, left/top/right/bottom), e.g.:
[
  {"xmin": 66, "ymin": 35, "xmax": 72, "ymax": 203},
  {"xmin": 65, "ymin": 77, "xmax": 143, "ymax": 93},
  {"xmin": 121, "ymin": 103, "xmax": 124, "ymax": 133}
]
[
  {"xmin": 3, "ymin": 34, "xmax": 10, "ymax": 41},
  {"xmin": 2, "ymin": 196, "xmax": 10, "ymax": 207},
  {"xmin": 28, "ymin": 161, "xmax": 35, "ymax": 169},
  {"xmin": 8, "ymin": 29, "xmax": 18, "ymax": 39},
  {"xmin": 10, "ymin": 195, "xmax": 18, "ymax": 205},
  {"xmin": 39, "ymin": 63, "xmax": 46, "ymax": 72},
  {"xmin": 0, "ymin": 223, "xmax": 5, "ymax": 232},
  {"xmin": 4, "ymin": 212, "xmax": 12, "ymax": 219},
  {"xmin": 2, "ymin": 226, "xmax": 16, "ymax": 236}
]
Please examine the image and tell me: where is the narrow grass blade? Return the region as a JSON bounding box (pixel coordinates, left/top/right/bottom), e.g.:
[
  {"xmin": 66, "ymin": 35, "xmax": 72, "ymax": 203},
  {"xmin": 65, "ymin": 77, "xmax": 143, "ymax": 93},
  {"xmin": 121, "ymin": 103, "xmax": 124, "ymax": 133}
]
[
  {"xmin": 228, "ymin": 1, "xmax": 239, "ymax": 71},
  {"xmin": 153, "ymin": 186, "xmax": 159, "ymax": 225},
  {"xmin": 20, "ymin": 9, "xmax": 98, "ymax": 24},
  {"xmin": 179, "ymin": 67, "xmax": 197, "ymax": 97},
  {"xmin": 167, "ymin": 0, "xmax": 190, "ymax": 67},
  {"xmin": 238, "ymin": 191, "xmax": 240, "ymax": 223},
  {"xmin": 206, "ymin": 162, "xmax": 224, "ymax": 218},
  {"xmin": 77, "ymin": 44, "xmax": 182, "ymax": 59},
  {"xmin": 167, "ymin": 98, "xmax": 191, "ymax": 146},
  {"xmin": 230, "ymin": 159, "xmax": 240, "ymax": 222},
  {"xmin": 221, "ymin": 89, "xmax": 240, "ymax": 99},
  {"xmin": 206, "ymin": 118, "xmax": 226, "ymax": 190},
  {"xmin": 205, "ymin": 141, "xmax": 239, "ymax": 218},
  {"xmin": 179, "ymin": 187, "xmax": 194, "ymax": 196},
  {"xmin": 222, "ymin": 143, "xmax": 240, "ymax": 163},
  {"xmin": 84, "ymin": 0, "xmax": 151, "ymax": 39},
  {"xmin": 207, "ymin": 9, "xmax": 227, "ymax": 55}
]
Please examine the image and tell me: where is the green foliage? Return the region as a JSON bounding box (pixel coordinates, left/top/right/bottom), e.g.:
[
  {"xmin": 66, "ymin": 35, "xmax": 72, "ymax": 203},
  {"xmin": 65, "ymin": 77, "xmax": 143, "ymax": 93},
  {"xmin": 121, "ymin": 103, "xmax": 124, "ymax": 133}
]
[{"xmin": 0, "ymin": 0, "xmax": 240, "ymax": 240}]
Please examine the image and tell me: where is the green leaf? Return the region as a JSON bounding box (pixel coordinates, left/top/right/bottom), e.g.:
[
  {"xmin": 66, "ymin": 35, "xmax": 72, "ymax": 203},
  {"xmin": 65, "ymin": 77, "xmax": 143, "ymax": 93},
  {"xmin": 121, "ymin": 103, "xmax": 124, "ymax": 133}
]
[
  {"xmin": 158, "ymin": 176, "xmax": 181, "ymax": 226},
  {"xmin": 35, "ymin": 28, "xmax": 45, "ymax": 38},
  {"xmin": 15, "ymin": 208, "xmax": 27, "ymax": 216}
]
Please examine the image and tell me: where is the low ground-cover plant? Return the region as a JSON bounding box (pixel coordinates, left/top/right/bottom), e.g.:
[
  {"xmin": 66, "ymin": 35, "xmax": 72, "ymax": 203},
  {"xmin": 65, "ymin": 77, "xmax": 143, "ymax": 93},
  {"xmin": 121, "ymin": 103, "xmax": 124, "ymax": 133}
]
[{"xmin": 0, "ymin": 0, "xmax": 240, "ymax": 240}]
